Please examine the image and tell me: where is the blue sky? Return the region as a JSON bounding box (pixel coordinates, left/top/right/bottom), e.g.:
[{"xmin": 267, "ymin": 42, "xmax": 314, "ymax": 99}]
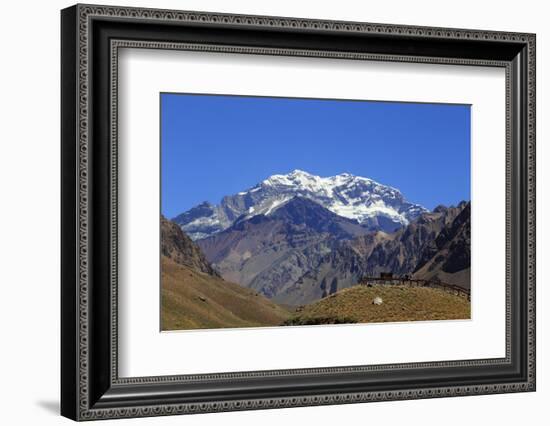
[{"xmin": 161, "ymin": 93, "xmax": 470, "ymax": 218}]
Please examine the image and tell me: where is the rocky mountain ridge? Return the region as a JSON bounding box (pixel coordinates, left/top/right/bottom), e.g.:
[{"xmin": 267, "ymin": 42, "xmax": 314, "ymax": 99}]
[
  {"xmin": 280, "ymin": 202, "xmax": 469, "ymax": 305},
  {"xmin": 160, "ymin": 215, "xmax": 219, "ymax": 276},
  {"xmin": 173, "ymin": 169, "xmax": 427, "ymax": 239},
  {"xmin": 196, "ymin": 193, "xmax": 470, "ymax": 305}
]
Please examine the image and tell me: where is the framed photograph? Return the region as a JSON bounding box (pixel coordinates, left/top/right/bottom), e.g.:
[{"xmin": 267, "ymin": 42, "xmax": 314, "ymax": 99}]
[{"xmin": 61, "ymin": 4, "xmax": 536, "ymax": 421}]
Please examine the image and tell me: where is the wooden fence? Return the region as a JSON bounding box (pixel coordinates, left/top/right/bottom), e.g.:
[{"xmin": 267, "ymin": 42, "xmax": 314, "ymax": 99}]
[{"xmin": 359, "ymin": 277, "xmax": 470, "ymax": 301}]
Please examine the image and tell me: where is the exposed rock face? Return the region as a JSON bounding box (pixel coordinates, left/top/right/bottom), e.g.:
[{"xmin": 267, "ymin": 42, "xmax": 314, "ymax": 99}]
[
  {"xmin": 265, "ymin": 196, "xmax": 369, "ymax": 240},
  {"xmin": 173, "ymin": 170, "xmax": 427, "ymax": 239},
  {"xmin": 160, "ymin": 215, "xmax": 219, "ymax": 276},
  {"xmin": 279, "ymin": 203, "xmax": 467, "ymax": 305},
  {"xmin": 197, "ymin": 197, "xmax": 354, "ymax": 298},
  {"xmin": 195, "ymin": 192, "xmax": 470, "ymax": 305},
  {"xmin": 359, "ymin": 203, "xmax": 465, "ymax": 277},
  {"xmin": 430, "ymin": 202, "xmax": 470, "ymax": 273},
  {"xmin": 171, "ymin": 202, "xmax": 228, "ymax": 241},
  {"xmin": 413, "ymin": 202, "xmax": 471, "ymax": 288}
]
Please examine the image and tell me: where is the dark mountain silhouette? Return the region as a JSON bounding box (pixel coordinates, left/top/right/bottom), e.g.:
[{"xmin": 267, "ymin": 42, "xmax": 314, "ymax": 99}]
[
  {"xmin": 413, "ymin": 202, "xmax": 471, "ymax": 288},
  {"xmin": 160, "ymin": 215, "xmax": 219, "ymax": 276}
]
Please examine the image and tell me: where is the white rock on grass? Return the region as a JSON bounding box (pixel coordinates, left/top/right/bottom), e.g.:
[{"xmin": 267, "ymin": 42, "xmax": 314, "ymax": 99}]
[{"xmin": 373, "ymin": 297, "xmax": 383, "ymax": 305}]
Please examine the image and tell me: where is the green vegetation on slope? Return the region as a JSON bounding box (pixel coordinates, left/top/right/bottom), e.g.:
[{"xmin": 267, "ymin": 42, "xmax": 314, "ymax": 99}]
[
  {"xmin": 283, "ymin": 285, "xmax": 470, "ymax": 326},
  {"xmin": 161, "ymin": 256, "xmax": 291, "ymax": 331}
]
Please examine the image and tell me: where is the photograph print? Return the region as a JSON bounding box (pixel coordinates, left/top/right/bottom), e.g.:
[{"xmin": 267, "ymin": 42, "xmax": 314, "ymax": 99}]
[{"xmin": 160, "ymin": 93, "xmax": 471, "ymax": 331}]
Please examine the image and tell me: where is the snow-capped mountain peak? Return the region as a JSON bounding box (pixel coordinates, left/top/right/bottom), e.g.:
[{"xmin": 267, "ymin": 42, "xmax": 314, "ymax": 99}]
[
  {"xmin": 262, "ymin": 169, "xmax": 316, "ymax": 187},
  {"xmin": 172, "ymin": 170, "xmax": 427, "ymax": 240}
]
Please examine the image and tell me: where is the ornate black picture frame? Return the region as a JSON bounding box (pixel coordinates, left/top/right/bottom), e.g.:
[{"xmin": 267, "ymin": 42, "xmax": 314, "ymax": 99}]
[{"xmin": 61, "ymin": 4, "xmax": 536, "ymax": 421}]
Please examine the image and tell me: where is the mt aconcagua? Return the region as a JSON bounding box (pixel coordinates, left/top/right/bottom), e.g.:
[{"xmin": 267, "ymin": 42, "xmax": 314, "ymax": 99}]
[{"xmin": 173, "ymin": 169, "xmax": 427, "ymax": 240}]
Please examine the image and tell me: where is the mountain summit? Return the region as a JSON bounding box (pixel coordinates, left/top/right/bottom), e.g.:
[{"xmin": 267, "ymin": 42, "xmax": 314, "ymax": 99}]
[{"xmin": 173, "ymin": 170, "xmax": 427, "ymax": 240}]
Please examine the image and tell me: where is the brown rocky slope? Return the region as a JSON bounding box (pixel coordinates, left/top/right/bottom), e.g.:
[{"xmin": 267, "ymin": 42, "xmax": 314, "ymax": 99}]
[{"xmin": 160, "ymin": 216, "xmax": 290, "ymax": 330}]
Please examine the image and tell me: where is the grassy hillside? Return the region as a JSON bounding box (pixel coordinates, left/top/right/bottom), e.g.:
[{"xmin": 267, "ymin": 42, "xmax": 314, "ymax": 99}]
[
  {"xmin": 161, "ymin": 256, "xmax": 291, "ymax": 331},
  {"xmin": 283, "ymin": 285, "xmax": 470, "ymax": 326}
]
